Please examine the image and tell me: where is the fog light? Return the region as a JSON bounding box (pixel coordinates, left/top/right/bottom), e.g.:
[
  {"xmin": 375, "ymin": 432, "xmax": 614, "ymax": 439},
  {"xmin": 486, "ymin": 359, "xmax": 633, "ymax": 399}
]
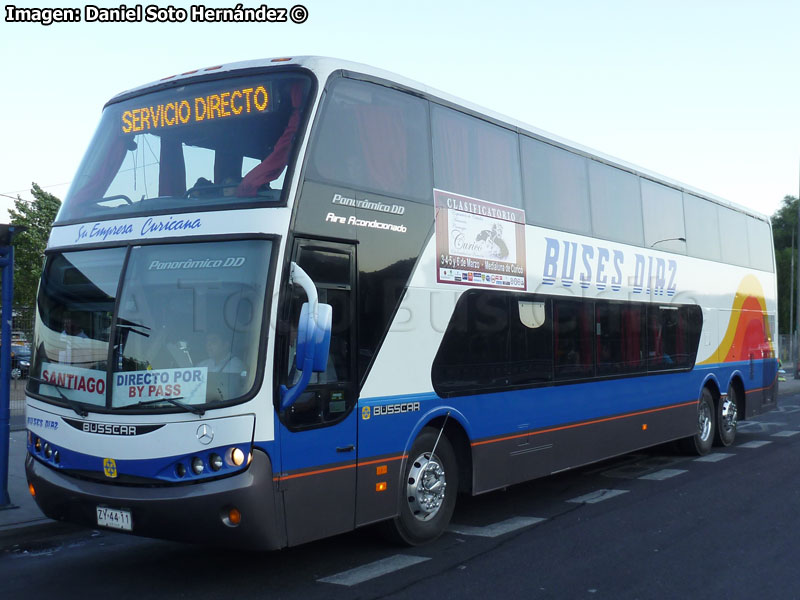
[
  {"xmin": 35, "ymin": 437, "xmax": 41, "ymax": 453},
  {"xmin": 228, "ymin": 508, "xmax": 241, "ymax": 526},
  {"xmin": 176, "ymin": 463, "xmax": 186, "ymax": 478},
  {"xmin": 191, "ymin": 457, "xmax": 204, "ymax": 475},
  {"xmin": 44, "ymin": 443, "xmax": 52, "ymax": 459},
  {"xmin": 210, "ymin": 453, "xmax": 223, "ymax": 471},
  {"xmin": 230, "ymin": 447, "xmax": 245, "ymax": 466}
]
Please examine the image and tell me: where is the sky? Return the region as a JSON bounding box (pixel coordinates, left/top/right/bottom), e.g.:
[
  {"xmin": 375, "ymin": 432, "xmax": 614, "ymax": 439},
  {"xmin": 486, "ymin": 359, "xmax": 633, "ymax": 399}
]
[{"xmin": 1, "ymin": 0, "xmax": 798, "ymax": 223}]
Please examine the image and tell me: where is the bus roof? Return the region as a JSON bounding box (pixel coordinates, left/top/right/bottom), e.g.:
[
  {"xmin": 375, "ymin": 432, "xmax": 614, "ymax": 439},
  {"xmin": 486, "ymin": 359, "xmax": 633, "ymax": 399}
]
[{"xmin": 107, "ymin": 55, "xmax": 770, "ymax": 224}]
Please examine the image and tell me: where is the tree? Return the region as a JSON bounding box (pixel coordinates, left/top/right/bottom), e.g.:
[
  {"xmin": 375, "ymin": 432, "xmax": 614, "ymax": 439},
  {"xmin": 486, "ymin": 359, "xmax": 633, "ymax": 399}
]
[
  {"xmin": 8, "ymin": 183, "xmax": 61, "ymax": 308},
  {"xmin": 771, "ymin": 195, "xmax": 798, "ymax": 334}
]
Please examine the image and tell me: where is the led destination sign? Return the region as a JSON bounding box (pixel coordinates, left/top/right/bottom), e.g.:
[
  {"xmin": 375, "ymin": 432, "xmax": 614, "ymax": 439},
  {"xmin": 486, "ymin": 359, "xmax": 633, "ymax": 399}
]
[{"xmin": 121, "ymin": 83, "xmax": 272, "ymax": 134}]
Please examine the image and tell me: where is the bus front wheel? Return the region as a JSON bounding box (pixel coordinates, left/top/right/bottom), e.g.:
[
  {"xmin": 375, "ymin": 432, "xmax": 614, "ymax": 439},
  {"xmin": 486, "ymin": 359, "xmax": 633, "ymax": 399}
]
[
  {"xmin": 680, "ymin": 387, "xmax": 716, "ymax": 455},
  {"xmin": 385, "ymin": 427, "xmax": 458, "ymax": 546}
]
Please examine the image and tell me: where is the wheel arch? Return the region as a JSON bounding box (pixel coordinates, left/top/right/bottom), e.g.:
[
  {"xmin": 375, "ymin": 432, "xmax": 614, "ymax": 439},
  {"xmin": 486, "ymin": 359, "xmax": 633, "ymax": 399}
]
[
  {"xmin": 699, "ymin": 373, "xmax": 722, "ymax": 401},
  {"xmin": 726, "ymin": 372, "xmax": 747, "ymax": 421},
  {"xmin": 403, "ymin": 407, "xmax": 474, "ymax": 496}
]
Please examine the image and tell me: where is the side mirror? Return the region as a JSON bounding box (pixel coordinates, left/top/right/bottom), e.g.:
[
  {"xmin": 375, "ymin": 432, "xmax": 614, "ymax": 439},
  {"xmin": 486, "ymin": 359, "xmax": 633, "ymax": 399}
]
[
  {"xmin": 294, "ymin": 301, "xmax": 332, "ymax": 373},
  {"xmin": 279, "ymin": 263, "xmax": 333, "ymax": 411}
]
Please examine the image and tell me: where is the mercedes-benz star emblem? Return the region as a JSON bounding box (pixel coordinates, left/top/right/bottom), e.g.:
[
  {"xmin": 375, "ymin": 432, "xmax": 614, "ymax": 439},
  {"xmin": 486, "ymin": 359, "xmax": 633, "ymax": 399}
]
[{"xmin": 196, "ymin": 424, "xmax": 214, "ymax": 445}]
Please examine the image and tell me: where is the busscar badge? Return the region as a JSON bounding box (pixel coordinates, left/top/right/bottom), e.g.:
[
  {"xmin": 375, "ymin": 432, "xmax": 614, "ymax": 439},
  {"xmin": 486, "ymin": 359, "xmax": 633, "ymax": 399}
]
[{"xmin": 103, "ymin": 458, "xmax": 118, "ymax": 478}]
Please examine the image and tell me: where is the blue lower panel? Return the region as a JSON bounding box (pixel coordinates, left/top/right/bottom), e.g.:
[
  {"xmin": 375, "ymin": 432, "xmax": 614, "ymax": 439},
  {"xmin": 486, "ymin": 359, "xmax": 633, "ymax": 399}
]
[{"xmin": 358, "ymin": 359, "xmax": 779, "ymax": 493}]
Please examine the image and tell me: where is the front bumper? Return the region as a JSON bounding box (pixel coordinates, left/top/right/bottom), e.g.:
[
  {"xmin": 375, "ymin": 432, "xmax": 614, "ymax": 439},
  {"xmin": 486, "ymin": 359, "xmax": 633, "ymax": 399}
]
[{"xmin": 26, "ymin": 448, "xmax": 285, "ymax": 550}]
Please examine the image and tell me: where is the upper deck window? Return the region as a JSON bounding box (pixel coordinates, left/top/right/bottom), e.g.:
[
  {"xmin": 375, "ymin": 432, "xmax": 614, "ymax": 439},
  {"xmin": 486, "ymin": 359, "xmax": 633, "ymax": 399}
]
[
  {"xmin": 57, "ymin": 71, "xmax": 314, "ymax": 223},
  {"xmin": 306, "ymin": 77, "xmax": 432, "ymax": 202},
  {"xmin": 432, "ymin": 105, "xmax": 522, "ymax": 208}
]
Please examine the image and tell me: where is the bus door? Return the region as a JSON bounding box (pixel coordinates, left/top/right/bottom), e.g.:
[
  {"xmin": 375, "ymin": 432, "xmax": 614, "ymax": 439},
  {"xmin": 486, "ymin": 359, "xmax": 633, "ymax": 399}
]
[{"xmin": 278, "ymin": 238, "xmax": 358, "ymax": 546}]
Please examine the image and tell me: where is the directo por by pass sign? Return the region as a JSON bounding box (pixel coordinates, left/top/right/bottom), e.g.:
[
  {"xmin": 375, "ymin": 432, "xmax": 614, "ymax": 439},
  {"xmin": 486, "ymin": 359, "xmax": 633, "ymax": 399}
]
[{"xmin": 113, "ymin": 367, "xmax": 208, "ymax": 405}]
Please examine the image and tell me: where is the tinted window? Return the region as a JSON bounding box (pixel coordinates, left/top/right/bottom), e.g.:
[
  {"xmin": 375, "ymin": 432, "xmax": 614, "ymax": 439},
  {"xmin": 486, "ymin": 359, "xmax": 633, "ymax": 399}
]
[
  {"xmin": 647, "ymin": 305, "xmax": 702, "ymax": 370},
  {"xmin": 432, "ymin": 291, "xmax": 552, "ymax": 396},
  {"xmin": 283, "ymin": 242, "xmax": 356, "ymax": 429},
  {"xmin": 641, "ymin": 179, "xmax": 686, "ymax": 253},
  {"xmin": 718, "ymin": 207, "xmax": 750, "ymax": 267},
  {"xmin": 588, "ymin": 161, "xmax": 643, "ymax": 246},
  {"xmin": 432, "ymin": 105, "xmax": 522, "ymax": 208},
  {"xmin": 521, "ymin": 137, "xmax": 591, "ymax": 235},
  {"xmin": 295, "ymin": 245, "xmax": 351, "ymax": 287},
  {"xmin": 308, "ymin": 77, "xmax": 432, "ymax": 202},
  {"xmin": 553, "ymin": 299, "xmax": 594, "ymax": 380},
  {"xmin": 746, "ymin": 216, "xmax": 773, "ymax": 272},
  {"xmin": 596, "ymin": 303, "xmax": 646, "ymax": 375},
  {"xmin": 683, "ymin": 193, "xmax": 721, "ymax": 261}
]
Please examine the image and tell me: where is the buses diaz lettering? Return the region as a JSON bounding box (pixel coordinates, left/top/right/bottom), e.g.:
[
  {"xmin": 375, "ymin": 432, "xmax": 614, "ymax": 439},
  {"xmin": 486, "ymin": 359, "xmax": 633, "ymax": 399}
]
[{"xmin": 542, "ymin": 237, "xmax": 677, "ymax": 296}]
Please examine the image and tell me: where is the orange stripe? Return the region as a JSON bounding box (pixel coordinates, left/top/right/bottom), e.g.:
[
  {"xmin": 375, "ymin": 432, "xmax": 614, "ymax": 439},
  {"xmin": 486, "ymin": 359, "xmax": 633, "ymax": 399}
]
[
  {"xmin": 274, "ymin": 454, "xmax": 406, "ymax": 482},
  {"xmin": 471, "ymin": 400, "xmax": 698, "ymax": 448},
  {"xmin": 357, "ymin": 455, "xmax": 407, "ymax": 468},
  {"xmin": 746, "ymin": 373, "xmax": 779, "ymax": 395}
]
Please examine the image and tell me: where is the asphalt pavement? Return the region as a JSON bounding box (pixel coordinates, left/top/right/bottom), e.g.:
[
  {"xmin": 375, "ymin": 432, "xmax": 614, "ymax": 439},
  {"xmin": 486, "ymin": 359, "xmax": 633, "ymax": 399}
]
[{"xmin": 2, "ymin": 377, "xmax": 799, "ymax": 546}]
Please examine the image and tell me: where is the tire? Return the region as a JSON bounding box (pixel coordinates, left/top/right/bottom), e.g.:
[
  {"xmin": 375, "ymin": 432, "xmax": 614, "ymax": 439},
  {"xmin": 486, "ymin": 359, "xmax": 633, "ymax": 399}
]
[
  {"xmin": 384, "ymin": 427, "xmax": 458, "ymax": 546},
  {"xmin": 10, "ymin": 367, "xmax": 21, "ymax": 380},
  {"xmin": 679, "ymin": 387, "xmax": 716, "ymax": 456},
  {"xmin": 714, "ymin": 384, "xmax": 738, "ymax": 447}
]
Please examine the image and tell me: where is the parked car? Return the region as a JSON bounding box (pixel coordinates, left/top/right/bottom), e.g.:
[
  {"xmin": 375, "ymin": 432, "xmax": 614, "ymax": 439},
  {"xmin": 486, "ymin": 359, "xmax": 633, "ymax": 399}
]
[{"xmin": 11, "ymin": 345, "xmax": 30, "ymax": 379}]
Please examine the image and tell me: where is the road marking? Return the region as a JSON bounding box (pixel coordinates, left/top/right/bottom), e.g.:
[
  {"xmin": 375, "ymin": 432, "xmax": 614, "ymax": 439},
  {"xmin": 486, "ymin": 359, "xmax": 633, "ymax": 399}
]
[
  {"xmin": 694, "ymin": 453, "xmax": 735, "ymax": 463},
  {"xmin": 638, "ymin": 468, "xmax": 687, "ymax": 481},
  {"xmin": 771, "ymin": 405, "xmax": 800, "ymax": 414},
  {"xmin": 771, "ymin": 430, "xmax": 799, "ymax": 438},
  {"xmin": 738, "ymin": 440, "xmax": 772, "ymax": 448},
  {"xmin": 737, "ymin": 422, "xmax": 785, "ymax": 433},
  {"xmin": 600, "ymin": 455, "xmax": 685, "ymax": 479},
  {"xmin": 318, "ymin": 555, "xmax": 430, "ymax": 586},
  {"xmin": 568, "ymin": 489, "xmax": 629, "ymax": 504},
  {"xmin": 448, "ymin": 516, "xmax": 545, "ymax": 538}
]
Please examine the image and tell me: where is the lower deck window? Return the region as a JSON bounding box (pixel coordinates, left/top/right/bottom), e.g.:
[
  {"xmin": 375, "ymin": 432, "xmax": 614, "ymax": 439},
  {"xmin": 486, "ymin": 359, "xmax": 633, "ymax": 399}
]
[{"xmin": 432, "ymin": 290, "xmax": 702, "ymax": 397}]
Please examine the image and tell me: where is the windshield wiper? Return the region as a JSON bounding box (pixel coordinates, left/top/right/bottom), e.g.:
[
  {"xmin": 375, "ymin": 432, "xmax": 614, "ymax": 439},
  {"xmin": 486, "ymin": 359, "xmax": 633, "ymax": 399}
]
[
  {"xmin": 30, "ymin": 376, "xmax": 90, "ymax": 417},
  {"xmin": 115, "ymin": 318, "xmax": 151, "ymax": 338},
  {"xmin": 117, "ymin": 396, "xmax": 205, "ymax": 416}
]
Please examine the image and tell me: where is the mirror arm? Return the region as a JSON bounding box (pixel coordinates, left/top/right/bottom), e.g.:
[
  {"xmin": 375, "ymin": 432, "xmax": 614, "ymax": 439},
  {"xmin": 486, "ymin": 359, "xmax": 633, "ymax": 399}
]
[
  {"xmin": 279, "ymin": 262, "xmax": 319, "ymax": 411},
  {"xmin": 289, "ymin": 262, "xmax": 319, "ymax": 325}
]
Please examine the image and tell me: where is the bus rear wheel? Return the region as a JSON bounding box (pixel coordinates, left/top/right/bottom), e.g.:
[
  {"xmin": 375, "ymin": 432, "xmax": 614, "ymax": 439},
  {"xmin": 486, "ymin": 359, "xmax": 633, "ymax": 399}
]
[
  {"xmin": 385, "ymin": 427, "xmax": 458, "ymax": 546},
  {"xmin": 680, "ymin": 387, "xmax": 716, "ymax": 456},
  {"xmin": 714, "ymin": 384, "xmax": 738, "ymax": 447}
]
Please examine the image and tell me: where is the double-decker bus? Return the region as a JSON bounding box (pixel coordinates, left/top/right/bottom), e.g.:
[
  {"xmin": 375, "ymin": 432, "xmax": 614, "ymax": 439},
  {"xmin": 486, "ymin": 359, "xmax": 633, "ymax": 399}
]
[{"xmin": 25, "ymin": 57, "xmax": 778, "ymax": 549}]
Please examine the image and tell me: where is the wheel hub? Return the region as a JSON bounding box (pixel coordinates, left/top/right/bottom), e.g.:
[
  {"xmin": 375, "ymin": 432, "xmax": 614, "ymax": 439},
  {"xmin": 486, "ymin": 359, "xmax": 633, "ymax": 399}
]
[
  {"xmin": 698, "ymin": 402, "xmax": 712, "ymax": 441},
  {"xmin": 720, "ymin": 397, "xmax": 737, "ymax": 431},
  {"xmin": 407, "ymin": 453, "xmax": 447, "ymax": 522}
]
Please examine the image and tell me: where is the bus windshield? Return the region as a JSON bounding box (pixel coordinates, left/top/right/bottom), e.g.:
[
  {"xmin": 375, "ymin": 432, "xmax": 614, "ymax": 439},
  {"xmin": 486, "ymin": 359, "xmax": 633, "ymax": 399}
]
[
  {"xmin": 57, "ymin": 71, "xmax": 313, "ymax": 223},
  {"xmin": 29, "ymin": 240, "xmax": 272, "ymax": 411}
]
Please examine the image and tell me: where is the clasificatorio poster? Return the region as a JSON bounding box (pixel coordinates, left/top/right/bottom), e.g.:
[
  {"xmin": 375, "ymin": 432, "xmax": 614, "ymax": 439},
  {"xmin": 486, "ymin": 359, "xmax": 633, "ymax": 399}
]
[{"xmin": 434, "ymin": 189, "xmax": 527, "ymax": 289}]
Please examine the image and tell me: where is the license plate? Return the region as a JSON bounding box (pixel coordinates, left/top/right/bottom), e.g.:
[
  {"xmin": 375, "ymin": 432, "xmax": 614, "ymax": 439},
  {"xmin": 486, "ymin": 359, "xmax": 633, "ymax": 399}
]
[{"xmin": 96, "ymin": 506, "xmax": 132, "ymax": 531}]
